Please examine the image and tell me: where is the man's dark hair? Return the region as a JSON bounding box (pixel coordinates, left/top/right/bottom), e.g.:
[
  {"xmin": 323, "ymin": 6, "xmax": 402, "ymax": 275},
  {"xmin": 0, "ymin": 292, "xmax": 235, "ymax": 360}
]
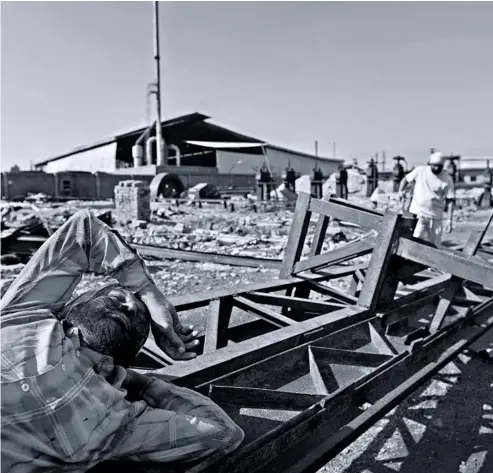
[{"xmin": 60, "ymin": 285, "xmax": 150, "ymax": 367}]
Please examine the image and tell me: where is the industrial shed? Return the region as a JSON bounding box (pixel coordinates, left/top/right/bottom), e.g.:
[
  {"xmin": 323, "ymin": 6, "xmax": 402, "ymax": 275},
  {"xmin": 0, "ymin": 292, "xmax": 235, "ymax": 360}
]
[{"xmin": 34, "ymin": 112, "xmax": 343, "ymax": 179}]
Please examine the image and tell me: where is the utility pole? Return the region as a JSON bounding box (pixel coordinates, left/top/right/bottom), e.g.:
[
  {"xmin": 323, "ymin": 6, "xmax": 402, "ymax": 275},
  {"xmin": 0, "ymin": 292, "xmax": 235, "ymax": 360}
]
[
  {"xmin": 153, "ymin": 1, "xmax": 166, "ymax": 166},
  {"xmin": 382, "ymin": 151, "xmax": 386, "ymax": 171},
  {"xmin": 333, "ymin": 141, "xmax": 336, "ymax": 160},
  {"xmin": 315, "ymin": 140, "xmax": 318, "ymax": 157}
]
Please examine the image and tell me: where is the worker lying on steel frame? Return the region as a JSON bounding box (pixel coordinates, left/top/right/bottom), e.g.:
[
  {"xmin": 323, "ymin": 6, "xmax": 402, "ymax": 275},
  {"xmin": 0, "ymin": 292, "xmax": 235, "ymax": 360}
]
[
  {"xmin": 398, "ymin": 151, "xmax": 455, "ymax": 246},
  {"xmin": 1, "ymin": 210, "xmax": 244, "ymax": 472}
]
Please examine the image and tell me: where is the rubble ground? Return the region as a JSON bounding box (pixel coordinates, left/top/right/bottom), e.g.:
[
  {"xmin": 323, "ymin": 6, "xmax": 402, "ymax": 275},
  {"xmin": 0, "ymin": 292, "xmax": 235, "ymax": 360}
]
[{"xmin": 1, "ymin": 196, "xmax": 493, "ymax": 473}]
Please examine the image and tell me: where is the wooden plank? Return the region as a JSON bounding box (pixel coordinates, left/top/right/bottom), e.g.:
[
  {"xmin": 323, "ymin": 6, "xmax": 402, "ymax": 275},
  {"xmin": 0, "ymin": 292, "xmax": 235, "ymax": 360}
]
[
  {"xmin": 309, "ymin": 198, "xmax": 383, "ymax": 230},
  {"xmin": 203, "ymin": 298, "xmax": 233, "ymax": 354},
  {"xmin": 357, "ymin": 212, "xmax": 403, "ymax": 311},
  {"xmin": 233, "ymin": 296, "xmax": 296, "ymax": 328},
  {"xmin": 279, "ymin": 192, "xmax": 312, "ymax": 278},
  {"xmin": 243, "ymin": 291, "xmax": 348, "ymax": 314},
  {"xmin": 397, "ymin": 237, "xmax": 493, "ymax": 289},
  {"xmin": 208, "ymin": 385, "xmax": 325, "ymax": 411},
  {"xmin": 294, "ymin": 236, "xmax": 375, "ymax": 274}
]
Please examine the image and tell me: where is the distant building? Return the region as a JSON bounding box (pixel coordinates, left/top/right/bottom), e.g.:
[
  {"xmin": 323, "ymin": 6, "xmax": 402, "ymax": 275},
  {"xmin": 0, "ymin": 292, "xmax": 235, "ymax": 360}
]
[
  {"xmin": 457, "ymin": 158, "xmax": 493, "ymax": 184},
  {"xmin": 34, "ymin": 112, "xmax": 343, "ymax": 179}
]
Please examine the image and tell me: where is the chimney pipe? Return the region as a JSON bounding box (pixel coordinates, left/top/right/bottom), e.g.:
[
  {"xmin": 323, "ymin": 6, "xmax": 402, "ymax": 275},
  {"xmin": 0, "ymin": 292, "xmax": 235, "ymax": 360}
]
[
  {"xmin": 146, "ymin": 137, "xmax": 157, "ymax": 165},
  {"xmin": 169, "ymin": 144, "xmax": 181, "ymax": 167}
]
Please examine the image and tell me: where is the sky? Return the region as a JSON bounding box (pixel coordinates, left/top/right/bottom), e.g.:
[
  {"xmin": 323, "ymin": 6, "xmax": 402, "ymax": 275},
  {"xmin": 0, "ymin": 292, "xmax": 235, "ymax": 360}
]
[{"xmin": 1, "ymin": 1, "xmax": 493, "ymax": 171}]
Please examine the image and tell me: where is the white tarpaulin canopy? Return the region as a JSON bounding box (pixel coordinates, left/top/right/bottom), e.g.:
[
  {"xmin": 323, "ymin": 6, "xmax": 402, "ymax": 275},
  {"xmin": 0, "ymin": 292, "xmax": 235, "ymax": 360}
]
[{"xmin": 185, "ymin": 141, "xmax": 266, "ymax": 149}]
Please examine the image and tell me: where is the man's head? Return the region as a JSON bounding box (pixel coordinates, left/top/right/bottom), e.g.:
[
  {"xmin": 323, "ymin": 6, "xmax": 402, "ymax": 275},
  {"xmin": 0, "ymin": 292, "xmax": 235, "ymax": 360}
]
[
  {"xmin": 60, "ymin": 285, "xmax": 150, "ymax": 367},
  {"xmin": 428, "ymin": 152, "xmax": 444, "ymax": 175}
]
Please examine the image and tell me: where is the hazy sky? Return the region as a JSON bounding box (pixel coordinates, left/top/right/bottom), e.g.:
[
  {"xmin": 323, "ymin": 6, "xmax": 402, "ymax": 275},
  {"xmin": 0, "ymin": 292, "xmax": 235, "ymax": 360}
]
[{"xmin": 1, "ymin": 1, "xmax": 493, "ymax": 170}]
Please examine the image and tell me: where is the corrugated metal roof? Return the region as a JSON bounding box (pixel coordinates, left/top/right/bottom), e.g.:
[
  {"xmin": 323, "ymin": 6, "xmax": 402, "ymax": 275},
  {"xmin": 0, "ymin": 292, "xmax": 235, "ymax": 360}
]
[
  {"xmin": 35, "ymin": 112, "xmax": 344, "ymax": 168},
  {"xmin": 35, "ymin": 112, "xmax": 211, "ymax": 167},
  {"xmin": 266, "ymin": 145, "xmax": 344, "ymax": 163}
]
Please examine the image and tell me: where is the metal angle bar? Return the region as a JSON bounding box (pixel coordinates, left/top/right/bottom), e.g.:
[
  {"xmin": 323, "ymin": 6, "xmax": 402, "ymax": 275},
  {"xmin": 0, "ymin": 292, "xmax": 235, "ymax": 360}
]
[
  {"xmin": 293, "ymin": 236, "xmax": 375, "ymax": 274},
  {"xmin": 309, "ymin": 198, "xmax": 383, "ymax": 230},
  {"xmin": 139, "ymin": 273, "xmax": 450, "ymax": 373},
  {"xmin": 242, "ymin": 291, "xmax": 348, "ymax": 313},
  {"xmin": 305, "ymin": 281, "xmax": 358, "ymax": 305},
  {"xmin": 220, "ymin": 294, "xmax": 491, "ymax": 473},
  {"xmin": 233, "ymin": 296, "xmax": 296, "ymax": 328},
  {"xmin": 309, "ymin": 213, "xmax": 330, "ymax": 257},
  {"xmin": 150, "ymin": 275, "xmax": 452, "ymax": 389},
  {"xmin": 308, "ymin": 346, "xmax": 392, "ymax": 367},
  {"xmin": 133, "ymin": 243, "xmax": 282, "ymax": 269},
  {"xmin": 203, "ymin": 298, "xmax": 233, "ymax": 354},
  {"xmin": 311, "ymin": 262, "xmax": 369, "ymax": 279},
  {"xmin": 154, "ymin": 306, "xmax": 366, "ymax": 386},
  {"xmin": 128, "ymin": 278, "xmax": 459, "ymax": 473},
  {"xmin": 280, "ymin": 192, "xmax": 312, "ymax": 278},
  {"xmin": 429, "ymin": 227, "xmax": 486, "ymax": 334},
  {"xmin": 397, "ymin": 237, "xmax": 493, "ymax": 289},
  {"xmin": 139, "ymin": 268, "xmax": 366, "ymax": 367},
  {"xmin": 170, "ymin": 272, "xmax": 334, "ymax": 312},
  {"xmin": 280, "ymin": 296, "xmax": 493, "ymax": 473},
  {"xmin": 208, "ymin": 386, "xmax": 326, "ymax": 411},
  {"xmin": 357, "ymin": 212, "xmax": 403, "ymax": 311}
]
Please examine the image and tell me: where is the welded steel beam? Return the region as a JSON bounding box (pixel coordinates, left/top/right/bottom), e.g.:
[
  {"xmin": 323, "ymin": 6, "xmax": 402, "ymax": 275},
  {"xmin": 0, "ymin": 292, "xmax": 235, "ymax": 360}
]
[
  {"xmin": 133, "ymin": 243, "xmax": 282, "ymax": 269},
  {"xmin": 97, "ymin": 196, "xmax": 493, "ymax": 473}
]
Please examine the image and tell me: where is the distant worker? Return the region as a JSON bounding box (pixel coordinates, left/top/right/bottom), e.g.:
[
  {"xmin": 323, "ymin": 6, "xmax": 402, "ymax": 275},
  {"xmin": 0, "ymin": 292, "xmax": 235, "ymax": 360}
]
[
  {"xmin": 338, "ymin": 165, "xmax": 348, "ymax": 200},
  {"xmin": 398, "ymin": 151, "xmax": 455, "ymax": 245}
]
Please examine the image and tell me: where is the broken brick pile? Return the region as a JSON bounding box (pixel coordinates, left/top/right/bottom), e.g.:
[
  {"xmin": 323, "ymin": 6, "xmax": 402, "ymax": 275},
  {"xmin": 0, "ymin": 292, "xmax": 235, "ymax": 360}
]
[{"xmin": 114, "ymin": 180, "xmax": 151, "ymax": 225}]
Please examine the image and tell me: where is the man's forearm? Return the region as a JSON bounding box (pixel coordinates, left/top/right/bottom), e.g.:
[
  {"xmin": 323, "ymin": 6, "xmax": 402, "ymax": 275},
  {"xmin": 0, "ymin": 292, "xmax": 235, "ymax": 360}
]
[
  {"xmin": 137, "ymin": 284, "xmax": 175, "ymax": 329},
  {"xmin": 1, "ymin": 210, "xmax": 154, "ymax": 314},
  {"xmin": 446, "ymin": 199, "xmax": 454, "ymax": 222},
  {"xmin": 399, "ymin": 179, "xmax": 409, "ymax": 194},
  {"xmin": 122, "ymin": 369, "xmax": 155, "ymax": 402}
]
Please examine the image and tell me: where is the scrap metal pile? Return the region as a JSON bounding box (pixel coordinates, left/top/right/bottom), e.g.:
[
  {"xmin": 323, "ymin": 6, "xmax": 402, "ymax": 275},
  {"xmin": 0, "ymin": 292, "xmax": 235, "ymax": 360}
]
[{"xmin": 88, "ymin": 193, "xmax": 493, "ymax": 473}]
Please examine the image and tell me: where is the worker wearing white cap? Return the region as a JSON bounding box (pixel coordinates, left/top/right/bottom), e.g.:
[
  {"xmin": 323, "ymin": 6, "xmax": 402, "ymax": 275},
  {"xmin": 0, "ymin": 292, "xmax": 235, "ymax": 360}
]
[{"xmin": 398, "ymin": 151, "xmax": 455, "ymax": 245}]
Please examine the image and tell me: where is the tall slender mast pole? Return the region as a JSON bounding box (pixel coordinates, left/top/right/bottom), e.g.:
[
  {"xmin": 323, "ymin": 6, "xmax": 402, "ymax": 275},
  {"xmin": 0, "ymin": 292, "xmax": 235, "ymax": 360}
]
[{"xmin": 153, "ymin": 1, "xmax": 165, "ymax": 166}]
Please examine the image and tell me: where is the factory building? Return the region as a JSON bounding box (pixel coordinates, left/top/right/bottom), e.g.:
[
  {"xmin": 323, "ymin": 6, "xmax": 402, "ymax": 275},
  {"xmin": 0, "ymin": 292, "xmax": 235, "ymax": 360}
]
[
  {"xmin": 34, "ymin": 112, "xmax": 342, "ymax": 180},
  {"xmin": 457, "ymin": 158, "xmax": 493, "ymax": 184}
]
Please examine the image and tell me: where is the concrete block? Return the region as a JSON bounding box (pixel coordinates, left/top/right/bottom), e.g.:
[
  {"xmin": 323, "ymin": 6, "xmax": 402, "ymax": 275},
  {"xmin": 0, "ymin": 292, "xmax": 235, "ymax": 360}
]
[{"xmin": 114, "ymin": 180, "xmax": 151, "ymax": 224}]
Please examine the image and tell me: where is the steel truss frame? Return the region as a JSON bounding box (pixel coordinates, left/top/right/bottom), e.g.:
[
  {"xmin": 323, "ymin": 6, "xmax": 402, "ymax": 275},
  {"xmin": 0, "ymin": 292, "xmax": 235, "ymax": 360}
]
[{"xmin": 99, "ymin": 194, "xmax": 493, "ymax": 473}]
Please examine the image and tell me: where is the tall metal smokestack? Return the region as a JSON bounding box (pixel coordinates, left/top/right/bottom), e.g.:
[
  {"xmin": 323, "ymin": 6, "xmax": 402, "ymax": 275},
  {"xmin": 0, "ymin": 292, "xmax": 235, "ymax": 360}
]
[{"xmin": 153, "ymin": 1, "xmax": 166, "ymax": 166}]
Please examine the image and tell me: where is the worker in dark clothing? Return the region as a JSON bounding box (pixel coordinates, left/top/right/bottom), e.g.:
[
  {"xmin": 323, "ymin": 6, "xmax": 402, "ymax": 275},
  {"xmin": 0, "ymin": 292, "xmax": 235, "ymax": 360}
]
[{"xmin": 339, "ymin": 165, "xmax": 348, "ymax": 199}]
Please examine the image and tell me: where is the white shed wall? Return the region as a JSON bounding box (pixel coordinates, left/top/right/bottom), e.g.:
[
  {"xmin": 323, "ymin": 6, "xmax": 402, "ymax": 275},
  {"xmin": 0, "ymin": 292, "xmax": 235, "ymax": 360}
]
[
  {"xmin": 216, "ymin": 147, "xmax": 342, "ymax": 177},
  {"xmin": 265, "ymin": 147, "xmax": 342, "ymax": 177},
  {"xmin": 43, "ymin": 143, "xmax": 117, "ymax": 173}
]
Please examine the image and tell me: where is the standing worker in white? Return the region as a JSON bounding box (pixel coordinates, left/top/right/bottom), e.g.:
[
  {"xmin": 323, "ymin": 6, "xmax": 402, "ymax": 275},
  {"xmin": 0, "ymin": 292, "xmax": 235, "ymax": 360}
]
[{"xmin": 398, "ymin": 151, "xmax": 455, "ymax": 245}]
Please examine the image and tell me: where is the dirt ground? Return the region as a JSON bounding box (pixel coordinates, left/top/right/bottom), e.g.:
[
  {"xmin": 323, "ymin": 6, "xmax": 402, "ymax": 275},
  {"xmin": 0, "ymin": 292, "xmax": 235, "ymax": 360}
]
[{"xmin": 1, "ymin": 195, "xmax": 493, "ymax": 472}]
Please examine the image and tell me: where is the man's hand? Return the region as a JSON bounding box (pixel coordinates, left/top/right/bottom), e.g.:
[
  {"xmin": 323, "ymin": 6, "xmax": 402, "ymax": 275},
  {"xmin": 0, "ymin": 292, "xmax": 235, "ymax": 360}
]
[
  {"xmin": 138, "ymin": 284, "xmax": 199, "ymax": 360},
  {"xmin": 444, "ymin": 219, "xmax": 453, "ymax": 234}
]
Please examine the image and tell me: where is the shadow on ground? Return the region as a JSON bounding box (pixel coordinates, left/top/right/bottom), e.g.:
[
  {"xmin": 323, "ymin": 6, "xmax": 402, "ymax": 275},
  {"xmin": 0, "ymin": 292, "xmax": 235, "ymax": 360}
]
[{"xmin": 323, "ymin": 353, "xmax": 493, "ymax": 473}]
